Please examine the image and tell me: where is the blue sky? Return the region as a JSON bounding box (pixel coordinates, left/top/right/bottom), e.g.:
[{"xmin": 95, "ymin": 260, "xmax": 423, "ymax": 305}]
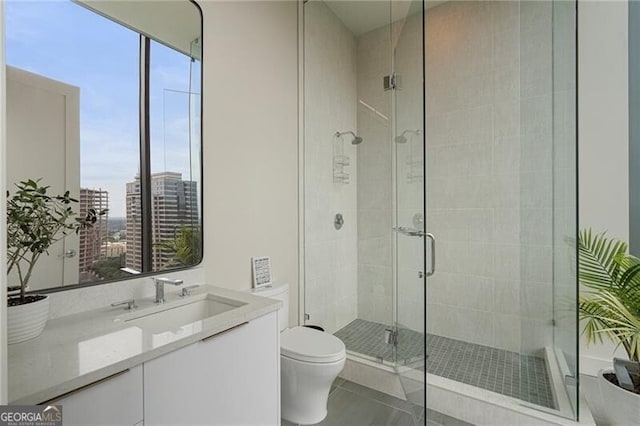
[{"xmin": 6, "ymin": 0, "xmax": 201, "ymax": 217}]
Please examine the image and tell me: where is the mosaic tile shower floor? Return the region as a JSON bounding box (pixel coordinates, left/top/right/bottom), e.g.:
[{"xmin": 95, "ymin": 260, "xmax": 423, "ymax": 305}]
[{"xmin": 334, "ymin": 319, "xmax": 555, "ymax": 409}]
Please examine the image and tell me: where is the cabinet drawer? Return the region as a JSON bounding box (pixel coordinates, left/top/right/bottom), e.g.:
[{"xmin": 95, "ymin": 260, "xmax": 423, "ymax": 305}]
[
  {"xmin": 48, "ymin": 365, "xmax": 143, "ymax": 426},
  {"xmin": 144, "ymin": 312, "xmax": 280, "ymax": 425}
]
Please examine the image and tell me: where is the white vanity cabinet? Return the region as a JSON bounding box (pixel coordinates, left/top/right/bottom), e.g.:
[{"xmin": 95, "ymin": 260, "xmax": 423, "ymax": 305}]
[
  {"xmin": 143, "ymin": 311, "xmax": 280, "ymax": 425},
  {"xmin": 53, "ymin": 365, "xmax": 143, "ymax": 426}
]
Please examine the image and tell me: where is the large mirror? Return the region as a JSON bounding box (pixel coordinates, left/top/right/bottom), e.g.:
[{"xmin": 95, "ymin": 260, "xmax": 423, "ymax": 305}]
[{"xmin": 5, "ymin": 0, "xmax": 202, "ymax": 292}]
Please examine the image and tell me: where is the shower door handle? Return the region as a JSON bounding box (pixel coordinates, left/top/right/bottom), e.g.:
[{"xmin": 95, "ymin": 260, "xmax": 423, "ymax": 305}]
[
  {"xmin": 393, "ymin": 226, "xmax": 426, "ymax": 237},
  {"xmin": 426, "ymin": 233, "xmax": 435, "ymax": 277}
]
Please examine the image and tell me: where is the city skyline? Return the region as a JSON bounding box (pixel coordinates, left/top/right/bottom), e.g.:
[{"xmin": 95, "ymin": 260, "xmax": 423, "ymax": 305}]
[{"xmin": 77, "ymin": 170, "xmax": 200, "ymax": 280}]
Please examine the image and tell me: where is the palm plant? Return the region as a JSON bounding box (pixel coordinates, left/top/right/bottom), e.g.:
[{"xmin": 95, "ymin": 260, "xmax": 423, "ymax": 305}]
[
  {"xmin": 154, "ymin": 226, "xmax": 201, "ymax": 269},
  {"xmin": 578, "ymin": 229, "xmax": 640, "ymax": 362}
]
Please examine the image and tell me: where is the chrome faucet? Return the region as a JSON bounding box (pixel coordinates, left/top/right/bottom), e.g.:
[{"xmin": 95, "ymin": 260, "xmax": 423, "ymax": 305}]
[{"xmin": 152, "ymin": 277, "xmax": 183, "ymax": 304}]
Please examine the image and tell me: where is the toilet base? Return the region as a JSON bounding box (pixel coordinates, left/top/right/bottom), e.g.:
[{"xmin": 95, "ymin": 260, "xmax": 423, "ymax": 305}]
[{"xmin": 281, "ymin": 354, "xmax": 346, "ymax": 425}]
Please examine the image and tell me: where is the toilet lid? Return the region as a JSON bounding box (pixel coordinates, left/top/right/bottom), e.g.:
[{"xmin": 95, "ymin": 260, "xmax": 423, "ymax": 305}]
[{"xmin": 281, "ymin": 326, "xmax": 346, "ymax": 363}]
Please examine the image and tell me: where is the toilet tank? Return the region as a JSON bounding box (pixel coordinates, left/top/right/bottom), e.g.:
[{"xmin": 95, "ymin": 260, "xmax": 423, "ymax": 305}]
[{"xmin": 252, "ymin": 282, "xmax": 289, "ymax": 331}]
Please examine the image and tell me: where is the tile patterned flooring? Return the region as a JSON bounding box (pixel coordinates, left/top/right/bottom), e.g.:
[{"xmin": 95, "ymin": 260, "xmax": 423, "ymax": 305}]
[
  {"xmin": 334, "ymin": 319, "xmax": 425, "ymax": 365},
  {"xmin": 334, "ymin": 319, "xmax": 555, "ymax": 409},
  {"xmin": 282, "ymin": 378, "xmax": 471, "ymax": 426},
  {"xmin": 426, "ymin": 334, "xmax": 555, "ymax": 409}
]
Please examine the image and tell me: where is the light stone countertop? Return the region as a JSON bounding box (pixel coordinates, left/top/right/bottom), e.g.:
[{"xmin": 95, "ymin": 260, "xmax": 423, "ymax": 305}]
[{"xmin": 8, "ymin": 285, "xmax": 280, "ymax": 404}]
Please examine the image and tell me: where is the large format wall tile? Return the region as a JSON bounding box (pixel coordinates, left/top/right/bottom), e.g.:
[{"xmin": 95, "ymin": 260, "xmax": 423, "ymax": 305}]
[
  {"xmin": 425, "ymin": 0, "xmax": 554, "ymax": 353},
  {"xmin": 304, "ymin": 1, "xmax": 358, "ymax": 334}
]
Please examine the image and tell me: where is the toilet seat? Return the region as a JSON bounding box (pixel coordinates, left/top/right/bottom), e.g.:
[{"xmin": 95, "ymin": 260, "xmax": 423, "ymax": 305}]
[{"xmin": 281, "ymin": 326, "xmax": 345, "ymax": 363}]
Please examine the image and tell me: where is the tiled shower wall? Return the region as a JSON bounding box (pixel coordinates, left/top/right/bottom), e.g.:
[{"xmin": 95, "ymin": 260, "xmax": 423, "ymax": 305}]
[
  {"xmin": 425, "ymin": 1, "xmax": 554, "ymax": 353},
  {"xmin": 304, "ymin": 1, "xmax": 359, "ymax": 334}
]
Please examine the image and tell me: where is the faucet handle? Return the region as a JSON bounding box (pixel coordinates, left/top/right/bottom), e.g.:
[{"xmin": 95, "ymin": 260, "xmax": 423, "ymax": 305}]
[
  {"xmin": 111, "ymin": 299, "xmax": 137, "ymax": 311},
  {"xmin": 180, "ymin": 285, "xmax": 200, "ymax": 297}
]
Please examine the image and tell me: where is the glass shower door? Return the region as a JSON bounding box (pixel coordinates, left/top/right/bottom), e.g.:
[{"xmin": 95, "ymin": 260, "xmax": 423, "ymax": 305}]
[{"xmin": 391, "ymin": 0, "xmax": 426, "ymax": 410}]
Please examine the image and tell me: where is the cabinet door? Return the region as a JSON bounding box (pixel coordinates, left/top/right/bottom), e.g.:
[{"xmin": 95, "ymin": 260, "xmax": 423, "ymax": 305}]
[
  {"xmin": 53, "ymin": 365, "xmax": 143, "ymax": 426},
  {"xmin": 144, "ymin": 311, "xmax": 280, "ymax": 426}
]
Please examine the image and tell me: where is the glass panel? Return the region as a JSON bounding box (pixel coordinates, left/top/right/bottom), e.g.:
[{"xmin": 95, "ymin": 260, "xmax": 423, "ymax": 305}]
[
  {"xmin": 351, "ymin": 1, "xmax": 394, "ymax": 364},
  {"xmin": 518, "ymin": 0, "xmax": 577, "ymax": 419},
  {"xmin": 518, "ymin": 0, "xmax": 556, "ymax": 413},
  {"xmin": 425, "ymin": 1, "xmax": 517, "ymax": 413},
  {"xmin": 392, "ymin": 0, "xmax": 425, "ymax": 412},
  {"xmin": 303, "ymin": 1, "xmax": 395, "ymax": 362},
  {"xmin": 147, "ymin": 40, "xmax": 202, "ymax": 271},
  {"xmin": 551, "ymin": 0, "xmax": 579, "ymax": 418}
]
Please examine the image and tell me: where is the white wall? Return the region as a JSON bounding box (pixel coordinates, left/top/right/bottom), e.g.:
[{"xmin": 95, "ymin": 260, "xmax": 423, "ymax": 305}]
[
  {"xmin": 199, "ymin": 1, "xmax": 300, "ymax": 327},
  {"xmin": 6, "ymin": 67, "xmax": 81, "ymax": 289},
  {"xmin": 0, "ymin": 0, "xmax": 8, "ymax": 405},
  {"xmin": 579, "ymin": 1, "xmax": 629, "ymax": 244},
  {"xmin": 578, "ymin": 0, "xmax": 630, "ymax": 376}
]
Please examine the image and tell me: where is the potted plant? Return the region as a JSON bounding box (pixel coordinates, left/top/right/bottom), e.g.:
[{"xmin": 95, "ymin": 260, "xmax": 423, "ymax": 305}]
[
  {"xmin": 6, "ymin": 179, "xmax": 105, "ymax": 344},
  {"xmin": 578, "ymin": 229, "xmax": 640, "ymax": 424}
]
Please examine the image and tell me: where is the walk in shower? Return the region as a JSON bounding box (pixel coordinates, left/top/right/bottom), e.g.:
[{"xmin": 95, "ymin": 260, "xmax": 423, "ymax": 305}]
[{"xmin": 302, "ymin": 0, "xmax": 578, "ymax": 424}]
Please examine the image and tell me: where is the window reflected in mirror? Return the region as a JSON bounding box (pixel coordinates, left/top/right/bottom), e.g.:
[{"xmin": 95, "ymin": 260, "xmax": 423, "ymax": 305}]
[
  {"xmin": 5, "ymin": 0, "xmax": 202, "ymax": 292},
  {"xmin": 147, "ymin": 39, "xmax": 202, "ymax": 272}
]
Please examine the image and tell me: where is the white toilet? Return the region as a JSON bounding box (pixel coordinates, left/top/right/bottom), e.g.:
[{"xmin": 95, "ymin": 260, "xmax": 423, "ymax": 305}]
[{"xmin": 252, "ymin": 283, "xmax": 346, "ymax": 425}]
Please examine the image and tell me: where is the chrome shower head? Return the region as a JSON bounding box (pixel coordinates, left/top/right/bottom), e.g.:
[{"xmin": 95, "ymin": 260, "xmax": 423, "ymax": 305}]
[
  {"xmin": 394, "ymin": 129, "xmax": 422, "ymax": 144},
  {"xmin": 335, "ymin": 131, "xmax": 363, "ymax": 145}
]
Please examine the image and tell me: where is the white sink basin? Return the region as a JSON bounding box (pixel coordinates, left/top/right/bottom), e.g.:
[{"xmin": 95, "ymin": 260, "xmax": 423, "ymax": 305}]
[{"xmin": 117, "ymin": 295, "xmax": 246, "ymax": 335}]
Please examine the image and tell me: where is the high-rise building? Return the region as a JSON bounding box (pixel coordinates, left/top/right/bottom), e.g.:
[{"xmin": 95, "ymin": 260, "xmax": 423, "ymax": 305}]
[
  {"xmin": 125, "ymin": 177, "xmax": 142, "ymax": 272},
  {"xmin": 78, "ymin": 188, "xmax": 109, "ymax": 282},
  {"xmin": 125, "ymin": 172, "xmax": 199, "ymax": 272}
]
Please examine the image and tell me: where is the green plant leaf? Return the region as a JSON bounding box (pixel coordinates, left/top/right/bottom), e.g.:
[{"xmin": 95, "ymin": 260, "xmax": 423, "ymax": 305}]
[
  {"xmin": 579, "ymin": 229, "xmax": 640, "ymax": 362},
  {"xmin": 6, "ymin": 178, "xmax": 101, "ymax": 293}
]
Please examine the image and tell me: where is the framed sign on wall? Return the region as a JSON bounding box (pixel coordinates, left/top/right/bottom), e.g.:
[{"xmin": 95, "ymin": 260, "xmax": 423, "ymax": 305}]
[{"xmin": 252, "ymin": 256, "xmax": 272, "ymax": 289}]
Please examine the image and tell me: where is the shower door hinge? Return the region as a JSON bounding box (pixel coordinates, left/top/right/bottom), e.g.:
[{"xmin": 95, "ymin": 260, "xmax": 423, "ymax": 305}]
[
  {"xmin": 304, "ymin": 313, "xmax": 310, "ymax": 320},
  {"xmin": 384, "ymin": 73, "xmax": 399, "ymax": 91},
  {"xmin": 384, "ymin": 328, "xmax": 397, "ymax": 345},
  {"xmin": 564, "ymin": 375, "xmax": 577, "ymax": 387}
]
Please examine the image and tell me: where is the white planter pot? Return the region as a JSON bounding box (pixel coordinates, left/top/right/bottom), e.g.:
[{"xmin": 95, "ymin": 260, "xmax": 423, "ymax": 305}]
[
  {"xmin": 7, "ymin": 295, "xmax": 50, "ymax": 345},
  {"xmin": 598, "ymin": 369, "xmax": 640, "ymax": 425}
]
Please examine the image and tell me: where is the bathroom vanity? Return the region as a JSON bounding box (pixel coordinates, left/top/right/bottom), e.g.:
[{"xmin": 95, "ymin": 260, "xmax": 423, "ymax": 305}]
[{"xmin": 8, "ymin": 286, "xmax": 281, "ymax": 425}]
